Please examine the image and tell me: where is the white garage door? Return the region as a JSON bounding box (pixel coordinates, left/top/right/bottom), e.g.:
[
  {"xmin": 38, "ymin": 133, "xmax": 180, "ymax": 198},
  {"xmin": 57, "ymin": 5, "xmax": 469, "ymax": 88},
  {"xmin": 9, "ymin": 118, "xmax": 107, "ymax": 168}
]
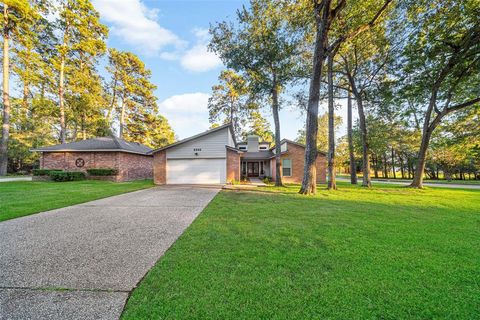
[{"xmin": 167, "ymin": 158, "xmax": 226, "ymax": 184}]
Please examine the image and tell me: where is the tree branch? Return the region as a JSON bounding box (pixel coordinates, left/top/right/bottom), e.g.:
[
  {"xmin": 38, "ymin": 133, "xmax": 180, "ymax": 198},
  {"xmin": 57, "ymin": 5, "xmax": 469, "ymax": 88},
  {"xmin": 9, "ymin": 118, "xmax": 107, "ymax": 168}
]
[
  {"xmin": 446, "ymin": 97, "xmax": 480, "ymax": 114},
  {"xmin": 328, "ymin": 0, "xmax": 393, "ymax": 53}
]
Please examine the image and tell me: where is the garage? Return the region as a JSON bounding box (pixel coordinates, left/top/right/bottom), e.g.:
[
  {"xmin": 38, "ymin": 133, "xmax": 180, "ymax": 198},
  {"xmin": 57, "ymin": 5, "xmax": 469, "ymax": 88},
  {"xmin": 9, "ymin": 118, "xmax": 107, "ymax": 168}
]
[
  {"xmin": 167, "ymin": 158, "xmax": 226, "ymax": 184},
  {"xmin": 151, "ymin": 124, "xmax": 239, "ymax": 185}
]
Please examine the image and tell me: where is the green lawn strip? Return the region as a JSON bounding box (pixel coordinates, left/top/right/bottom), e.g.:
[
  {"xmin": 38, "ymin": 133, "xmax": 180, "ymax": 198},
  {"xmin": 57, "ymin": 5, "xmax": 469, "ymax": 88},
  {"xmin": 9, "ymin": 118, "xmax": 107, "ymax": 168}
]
[
  {"xmin": 336, "ymin": 174, "xmax": 480, "ymax": 185},
  {"xmin": 0, "ymin": 180, "xmax": 154, "ymax": 222},
  {"xmin": 122, "ymin": 182, "xmax": 480, "ymax": 319}
]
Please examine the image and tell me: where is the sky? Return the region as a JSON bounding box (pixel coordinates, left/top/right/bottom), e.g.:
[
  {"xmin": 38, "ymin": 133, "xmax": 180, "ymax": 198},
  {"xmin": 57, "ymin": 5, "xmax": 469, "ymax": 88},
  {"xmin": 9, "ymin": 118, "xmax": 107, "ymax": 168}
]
[{"xmin": 92, "ymin": 0, "xmax": 353, "ymax": 140}]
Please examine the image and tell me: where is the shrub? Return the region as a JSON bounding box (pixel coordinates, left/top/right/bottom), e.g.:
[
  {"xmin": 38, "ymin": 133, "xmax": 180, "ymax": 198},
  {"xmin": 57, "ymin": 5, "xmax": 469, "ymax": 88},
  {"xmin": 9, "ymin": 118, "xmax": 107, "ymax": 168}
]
[
  {"xmin": 230, "ymin": 179, "xmax": 241, "ymax": 185},
  {"xmin": 262, "ymin": 176, "xmax": 273, "ymax": 184},
  {"xmin": 49, "ymin": 171, "xmax": 86, "ymax": 182},
  {"xmin": 32, "ymin": 169, "xmax": 63, "ymax": 176},
  {"xmin": 87, "ymin": 168, "xmax": 118, "ymax": 176},
  {"xmin": 240, "ymin": 175, "xmax": 250, "ymax": 182}
]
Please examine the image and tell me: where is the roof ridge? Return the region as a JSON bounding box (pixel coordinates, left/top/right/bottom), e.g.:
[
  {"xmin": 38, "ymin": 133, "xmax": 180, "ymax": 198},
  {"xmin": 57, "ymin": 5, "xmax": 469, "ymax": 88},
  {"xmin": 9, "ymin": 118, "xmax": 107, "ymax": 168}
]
[
  {"xmin": 111, "ymin": 135, "xmax": 122, "ymax": 149},
  {"xmin": 150, "ymin": 123, "xmax": 233, "ymax": 154}
]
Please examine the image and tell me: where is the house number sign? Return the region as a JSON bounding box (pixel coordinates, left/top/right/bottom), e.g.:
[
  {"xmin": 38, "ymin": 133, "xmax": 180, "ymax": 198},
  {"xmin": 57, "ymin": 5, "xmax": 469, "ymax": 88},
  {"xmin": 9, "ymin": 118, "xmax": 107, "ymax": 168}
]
[{"xmin": 75, "ymin": 158, "xmax": 85, "ymax": 168}]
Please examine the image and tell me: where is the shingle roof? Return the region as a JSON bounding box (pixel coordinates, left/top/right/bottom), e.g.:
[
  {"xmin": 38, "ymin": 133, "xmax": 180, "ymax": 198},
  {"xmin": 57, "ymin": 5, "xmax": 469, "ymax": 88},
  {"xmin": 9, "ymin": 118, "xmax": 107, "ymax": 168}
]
[
  {"xmin": 269, "ymin": 139, "xmax": 327, "ymax": 156},
  {"xmin": 31, "ymin": 136, "xmax": 152, "ymax": 155},
  {"xmin": 150, "ymin": 123, "xmax": 235, "ymax": 154},
  {"xmin": 241, "ymin": 151, "xmax": 274, "ymax": 160}
]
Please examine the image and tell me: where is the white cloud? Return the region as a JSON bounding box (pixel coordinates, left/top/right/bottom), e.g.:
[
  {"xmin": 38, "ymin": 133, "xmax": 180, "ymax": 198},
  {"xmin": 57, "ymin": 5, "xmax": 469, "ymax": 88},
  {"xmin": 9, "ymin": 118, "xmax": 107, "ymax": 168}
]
[
  {"xmin": 159, "ymin": 92, "xmax": 210, "ymax": 113},
  {"xmin": 180, "ymin": 45, "xmax": 222, "ymax": 72},
  {"xmin": 180, "ymin": 28, "xmax": 222, "ymax": 72},
  {"xmin": 92, "ymin": 0, "xmax": 185, "ymax": 55},
  {"xmin": 159, "ymin": 93, "xmax": 211, "ymax": 138}
]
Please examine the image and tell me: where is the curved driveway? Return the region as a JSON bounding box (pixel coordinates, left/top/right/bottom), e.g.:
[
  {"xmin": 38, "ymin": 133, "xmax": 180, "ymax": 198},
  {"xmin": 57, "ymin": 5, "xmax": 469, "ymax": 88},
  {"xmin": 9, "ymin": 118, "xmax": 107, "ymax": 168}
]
[{"xmin": 0, "ymin": 186, "xmax": 219, "ymax": 319}]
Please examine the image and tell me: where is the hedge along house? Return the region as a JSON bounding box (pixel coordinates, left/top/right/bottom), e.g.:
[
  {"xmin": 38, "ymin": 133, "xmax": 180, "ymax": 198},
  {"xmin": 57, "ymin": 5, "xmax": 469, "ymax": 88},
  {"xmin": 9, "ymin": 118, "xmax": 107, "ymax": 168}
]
[
  {"xmin": 150, "ymin": 123, "xmax": 327, "ymax": 185},
  {"xmin": 32, "ymin": 136, "xmax": 153, "ymax": 182}
]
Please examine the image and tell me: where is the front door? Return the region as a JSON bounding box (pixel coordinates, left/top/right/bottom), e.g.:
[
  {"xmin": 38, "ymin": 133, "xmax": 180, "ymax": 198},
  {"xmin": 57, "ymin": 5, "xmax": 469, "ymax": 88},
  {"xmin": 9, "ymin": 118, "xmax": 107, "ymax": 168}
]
[{"xmin": 247, "ymin": 162, "xmax": 259, "ymax": 177}]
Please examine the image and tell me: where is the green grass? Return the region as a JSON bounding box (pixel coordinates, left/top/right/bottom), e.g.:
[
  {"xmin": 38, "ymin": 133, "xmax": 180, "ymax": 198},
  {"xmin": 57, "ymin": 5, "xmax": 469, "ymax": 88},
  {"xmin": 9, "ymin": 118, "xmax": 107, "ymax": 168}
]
[
  {"xmin": 374, "ymin": 178, "xmax": 480, "ymax": 185},
  {"xmin": 337, "ymin": 173, "xmax": 480, "ymax": 185},
  {"xmin": 0, "ymin": 179, "xmax": 154, "ymax": 222},
  {"xmin": 122, "ymin": 182, "xmax": 480, "ymax": 319}
]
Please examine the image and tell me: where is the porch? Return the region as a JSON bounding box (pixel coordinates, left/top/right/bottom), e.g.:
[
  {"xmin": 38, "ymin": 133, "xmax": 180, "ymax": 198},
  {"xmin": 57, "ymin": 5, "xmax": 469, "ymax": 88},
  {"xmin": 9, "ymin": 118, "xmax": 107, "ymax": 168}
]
[{"xmin": 240, "ymin": 159, "xmax": 271, "ymax": 178}]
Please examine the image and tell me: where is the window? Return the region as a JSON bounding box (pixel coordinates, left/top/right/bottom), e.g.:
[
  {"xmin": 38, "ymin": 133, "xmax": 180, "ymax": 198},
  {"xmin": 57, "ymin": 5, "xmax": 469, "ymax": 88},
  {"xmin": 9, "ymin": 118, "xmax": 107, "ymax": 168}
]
[
  {"xmin": 239, "ymin": 146, "xmax": 247, "ymax": 150},
  {"xmin": 282, "ymin": 159, "xmax": 292, "ymax": 176},
  {"xmin": 259, "ymin": 146, "xmax": 267, "ymax": 150}
]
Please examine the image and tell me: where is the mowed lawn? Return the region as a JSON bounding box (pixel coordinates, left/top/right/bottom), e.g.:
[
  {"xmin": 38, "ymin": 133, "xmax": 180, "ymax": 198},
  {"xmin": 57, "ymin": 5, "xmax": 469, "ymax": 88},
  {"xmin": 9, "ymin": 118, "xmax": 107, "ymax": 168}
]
[
  {"xmin": 0, "ymin": 180, "xmax": 154, "ymax": 222},
  {"xmin": 123, "ymin": 183, "xmax": 480, "ymax": 319}
]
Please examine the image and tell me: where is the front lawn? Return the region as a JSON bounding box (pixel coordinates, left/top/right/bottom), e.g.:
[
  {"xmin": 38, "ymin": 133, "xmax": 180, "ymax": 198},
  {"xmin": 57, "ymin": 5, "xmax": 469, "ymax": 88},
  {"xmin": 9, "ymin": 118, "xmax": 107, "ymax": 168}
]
[
  {"xmin": 0, "ymin": 179, "xmax": 154, "ymax": 222},
  {"xmin": 122, "ymin": 182, "xmax": 480, "ymax": 319}
]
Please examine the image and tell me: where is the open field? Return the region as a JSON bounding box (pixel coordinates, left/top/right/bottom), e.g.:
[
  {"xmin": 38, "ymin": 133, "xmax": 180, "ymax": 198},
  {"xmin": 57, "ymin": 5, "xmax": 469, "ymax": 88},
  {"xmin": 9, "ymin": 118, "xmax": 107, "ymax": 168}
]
[
  {"xmin": 123, "ymin": 182, "xmax": 480, "ymax": 319},
  {"xmin": 336, "ymin": 173, "xmax": 480, "ymax": 185},
  {"xmin": 0, "ymin": 180, "xmax": 154, "ymax": 222}
]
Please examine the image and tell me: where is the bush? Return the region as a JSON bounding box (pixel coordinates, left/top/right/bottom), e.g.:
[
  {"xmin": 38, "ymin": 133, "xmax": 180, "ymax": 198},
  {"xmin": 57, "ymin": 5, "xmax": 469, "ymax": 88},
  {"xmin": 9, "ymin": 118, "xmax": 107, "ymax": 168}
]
[
  {"xmin": 230, "ymin": 179, "xmax": 241, "ymax": 185},
  {"xmin": 262, "ymin": 176, "xmax": 273, "ymax": 184},
  {"xmin": 49, "ymin": 171, "xmax": 86, "ymax": 182},
  {"xmin": 241, "ymin": 175, "xmax": 250, "ymax": 182},
  {"xmin": 32, "ymin": 169, "xmax": 63, "ymax": 176},
  {"xmin": 87, "ymin": 168, "xmax": 118, "ymax": 176}
]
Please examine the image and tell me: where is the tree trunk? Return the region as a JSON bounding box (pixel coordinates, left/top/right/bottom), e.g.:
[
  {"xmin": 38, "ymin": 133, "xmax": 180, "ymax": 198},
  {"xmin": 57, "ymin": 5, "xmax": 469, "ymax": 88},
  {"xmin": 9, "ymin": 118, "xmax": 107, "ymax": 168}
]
[
  {"xmin": 82, "ymin": 112, "xmax": 86, "ymax": 140},
  {"xmin": 356, "ymin": 95, "xmax": 371, "ymax": 186},
  {"xmin": 299, "ymin": 1, "xmax": 330, "ymax": 195},
  {"xmin": 346, "ymin": 69, "xmax": 371, "ymax": 187},
  {"xmin": 23, "ymin": 80, "xmax": 29, "ymax": 122},
  {"xmin": 107, "ymin": 74, "xmax": 117, "ymax": 123},
  {"xmin": 391, "ymin": 146, "xmax": 396, "ymax": 179},
  {"xmin": 0, "ymin": 5, "xmax": 10, "ymax": 176},
  {"xmin": 399, "ymin": 155, "xmax": 405, "ymax": 179},
  {"xmin": 271, "ymin": 79, "xmax": 283, "ymax": 187},
  {"xmin": 382, "ymin": 152, "xmax": 388, "ymax": 178},
  {"xmin": 119, "ymin": 94, "xmax": 126, "ymax": 138},
  {"xmin": 347, "ymin": 90, "xmax": 357, "ymax": 184},
  {"xmin": 59, "ymin": 54, "xmax": 66, "ymax": 143},
  {"xmin": 327, "ymin": 53, "xmax": 336, "ymax": 190},
  {"xmin": 373, "ymin": 155, "xmax": 379, "ymax": 178},
  {"xmin": 410, "ymin": 125, "xmax": 434, "ymax": 188},
  {"xmin": 229, "ymin": 96, "xmax": 236, "ymax": 137}
]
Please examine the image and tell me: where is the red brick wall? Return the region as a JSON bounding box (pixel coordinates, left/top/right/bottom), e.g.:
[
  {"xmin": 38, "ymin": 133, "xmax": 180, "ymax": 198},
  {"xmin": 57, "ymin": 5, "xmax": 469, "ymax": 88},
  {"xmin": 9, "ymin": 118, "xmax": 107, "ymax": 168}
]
[
  {"xmin": 269, "ymin": 143, "xmax": 326, "ymax": 184},
  {"xmin": 41, "ymin": 151, "xmax": 152, "ymax": 182},
  {"xmin": 153, "ymin": 150, "xmax": 167, "ymax": 185},
  {"xmin": 42, "ymin": 152, "xmax": 98, "ymax": 171},
  {"xmin": 117, "ymin": 153, "xmax": 153, "ymax": 181},
  {"xmin": 226, "ymin": 148, "xmax": 240, "ymax": 182}
]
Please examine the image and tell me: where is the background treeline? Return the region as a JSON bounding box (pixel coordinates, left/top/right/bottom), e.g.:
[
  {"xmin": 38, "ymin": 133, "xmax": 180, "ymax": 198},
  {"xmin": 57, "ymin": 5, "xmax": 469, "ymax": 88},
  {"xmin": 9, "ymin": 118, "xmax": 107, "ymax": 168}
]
[
  {"xmin": 0, "ymin": 0, "xmax": 175, "ymax": 175},
  {"xmin": 206, "ymin": 0, "xmax": 479, "ymax": 190}
]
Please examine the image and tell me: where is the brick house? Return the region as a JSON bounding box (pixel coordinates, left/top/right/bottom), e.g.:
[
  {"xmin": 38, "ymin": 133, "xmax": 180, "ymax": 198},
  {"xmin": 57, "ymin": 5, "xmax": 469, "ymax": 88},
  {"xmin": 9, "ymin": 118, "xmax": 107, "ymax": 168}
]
[
  {"xmin": 32, "ymin": 136, "xmax": 153, "ymax": 182},
  {"xmin": 151, "ymin": 124, "xmax": 326, "ymax": 185}
]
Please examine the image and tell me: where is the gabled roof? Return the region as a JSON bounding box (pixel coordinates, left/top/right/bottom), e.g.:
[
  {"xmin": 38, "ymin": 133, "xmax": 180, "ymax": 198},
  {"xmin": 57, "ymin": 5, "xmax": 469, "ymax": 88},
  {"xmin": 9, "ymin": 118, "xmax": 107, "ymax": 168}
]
[
  {"xmin": 150, "ymin": 123, "xmax": 236, "ymax": 154},
  {"xmin": 31, "ymin": 136, "xmax": 152, "ymax": 155},
  {"xmin": 269, "ymin": 139, "xmax": 327, "ymax": 156}
]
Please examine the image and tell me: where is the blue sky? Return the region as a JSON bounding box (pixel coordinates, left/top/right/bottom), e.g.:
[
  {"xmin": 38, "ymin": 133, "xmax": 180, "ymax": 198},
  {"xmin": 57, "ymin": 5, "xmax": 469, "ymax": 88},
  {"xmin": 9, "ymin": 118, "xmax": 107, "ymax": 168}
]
[{"xmin": 92, "ymin": 0, "xmax": 351, "ymax": 140}]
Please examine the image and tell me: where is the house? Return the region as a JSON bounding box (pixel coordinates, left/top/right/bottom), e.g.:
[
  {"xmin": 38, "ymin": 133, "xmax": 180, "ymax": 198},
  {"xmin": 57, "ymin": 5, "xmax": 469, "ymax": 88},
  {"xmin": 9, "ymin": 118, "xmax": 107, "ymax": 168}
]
[
  {"xmin": 151, "ymin": 124, "xmax": 326, "ymax": 185},
  {"xmin": 32, "ymin": 136, "xmax": 153, "ymax": 182}
]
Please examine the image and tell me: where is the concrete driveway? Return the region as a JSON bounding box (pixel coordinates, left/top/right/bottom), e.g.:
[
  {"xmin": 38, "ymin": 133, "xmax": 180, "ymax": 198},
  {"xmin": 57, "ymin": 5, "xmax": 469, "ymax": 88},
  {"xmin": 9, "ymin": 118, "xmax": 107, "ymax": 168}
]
[
  {"xmin": 0, "ymin": 176, "xmax": 32, "ymax": 182},
  {"xmin": 0, "ymin": 186, "xmax": 220, "ymax": 320}
]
